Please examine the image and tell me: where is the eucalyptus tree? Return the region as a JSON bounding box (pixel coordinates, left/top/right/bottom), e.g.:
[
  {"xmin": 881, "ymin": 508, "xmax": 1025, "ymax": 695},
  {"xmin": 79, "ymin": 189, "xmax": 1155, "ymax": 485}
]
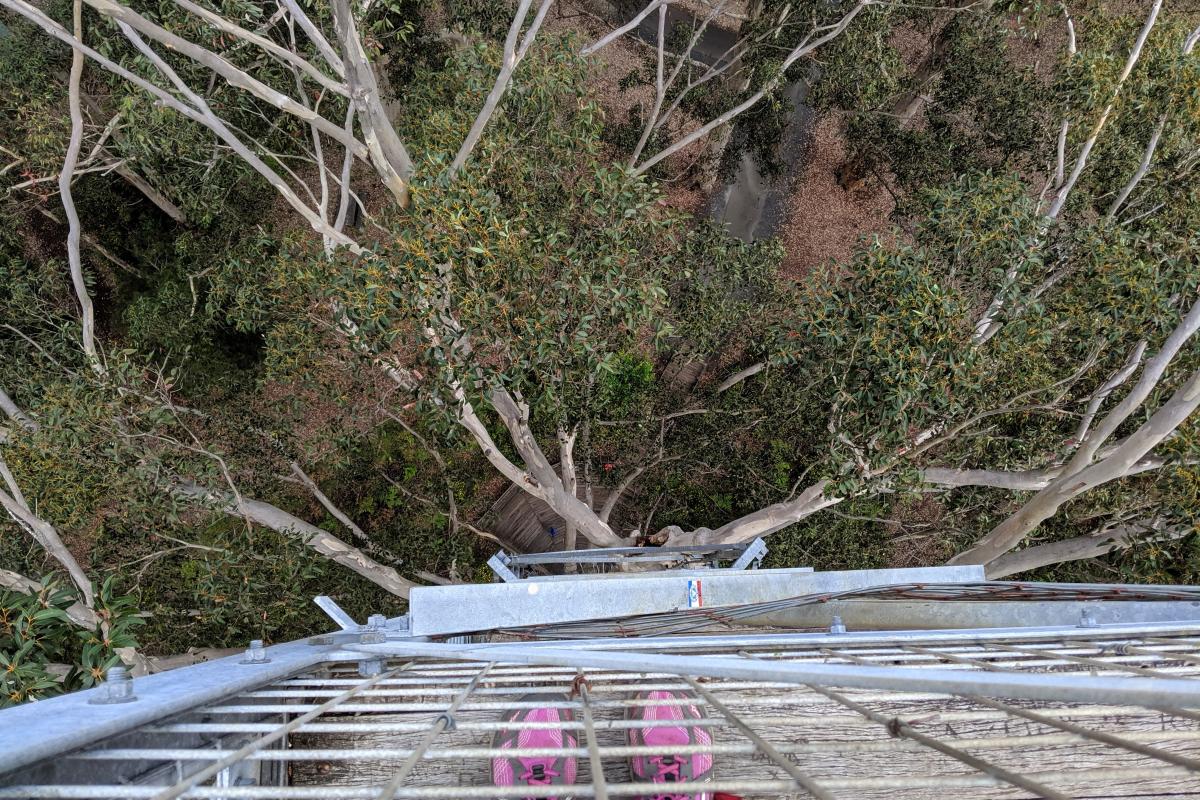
[
  {"xmin": 0, "ymin": 0, "xmax": 1196, "ymax": 609},
  {"xmin": 0, "ymin": 0, "xmax": 873, "ymax": 602}
]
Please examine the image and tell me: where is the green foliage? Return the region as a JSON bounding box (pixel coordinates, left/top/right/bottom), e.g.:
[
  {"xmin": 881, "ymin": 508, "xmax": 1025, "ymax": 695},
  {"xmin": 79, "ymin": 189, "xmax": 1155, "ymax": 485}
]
[
  {"xmin": 1052, "ymin": 10, "xmax": 1200, "ymax": 223},
  {"xmin": 598, "ymin": 353, "xmax": 656, "ymax": 417},
  {"xmin": 669, "ymin": 224, "xmax": 785, "ymax": 360},
  {"xmin": 0, "ymin": 11, "xmax": 71, "ymax": 178},
  {"xmin": 131, "ymin": 520, "xmax": 376, "ymax": 651},
  {"xmin": 0, "ymin": 577, "xmax": 142, "ymax": 707},
  {"xmin": 762, "ymin": 498, "xmax": 895, "ymax": 571},
  {"xmin": 832, "ymin": 11, "xmax": 1043, "ymax": 195}
]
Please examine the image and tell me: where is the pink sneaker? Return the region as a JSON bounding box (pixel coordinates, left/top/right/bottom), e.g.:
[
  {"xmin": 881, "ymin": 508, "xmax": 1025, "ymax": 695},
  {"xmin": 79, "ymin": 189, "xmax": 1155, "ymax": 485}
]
[
  {"xmin": 626, "ymin": 690, "xmax": 714, "ymax": 800},
  {"xmin": 492, "ymin": 693, "xmax": 578, "ymax": 799}
]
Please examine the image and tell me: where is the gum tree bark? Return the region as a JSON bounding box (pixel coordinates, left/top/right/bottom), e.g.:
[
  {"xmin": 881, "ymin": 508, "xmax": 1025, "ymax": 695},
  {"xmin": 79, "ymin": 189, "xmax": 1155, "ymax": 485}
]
[
  {"xmin": 174, "ymin": 483, "xmax": 418, "ymax": 598},
  {"xmin": 952, "ymin": 364, "xmax": 1200, "ymax": 568},
  {"xmin": 986, "ymin": 520, "xmax": 1192, "ymax": 578}
]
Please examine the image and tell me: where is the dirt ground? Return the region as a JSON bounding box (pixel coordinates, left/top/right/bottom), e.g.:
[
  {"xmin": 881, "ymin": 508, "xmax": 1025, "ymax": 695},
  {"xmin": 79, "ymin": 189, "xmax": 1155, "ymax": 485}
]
[{"xmin": 777, "ymin": 115, "xmax": 896, "ymax": 278}]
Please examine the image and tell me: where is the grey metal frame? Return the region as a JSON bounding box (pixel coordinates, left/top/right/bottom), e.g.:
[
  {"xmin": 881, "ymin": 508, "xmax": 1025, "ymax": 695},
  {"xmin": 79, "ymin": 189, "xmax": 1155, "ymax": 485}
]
[
  {"xmin": 3, "ymin": 620, "xmax": 1200, "ymax": 798},
  {"xmin": 489, "ymin": 538, "xmax": 770, "ymax": 581},
  {"xmin": 5, "ymin": 561, "xmax": 1200, "ymax": 799}
]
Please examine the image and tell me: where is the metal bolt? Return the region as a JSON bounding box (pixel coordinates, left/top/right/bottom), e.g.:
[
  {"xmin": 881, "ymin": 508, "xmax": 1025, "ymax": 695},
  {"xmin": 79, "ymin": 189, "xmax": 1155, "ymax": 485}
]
[
  {"xmin": 241, "ymin": 639, "xmax": 271, "ymax": 664},
  {"xmin": 367, "ymin": 614, "xmax": 387, "ymax": 630},
  {"xmin": 358, "ymin": 658, "xmax": 385, "ymax": 678},
  {"xmin": 89, "ymin": 666, "xmax": 136, "ymax": 704},
  {"xmin": 1078, "ymin": 607, "xmax": 1099, "ymax": 628},
  {"xmin": 829, "ymin": 615, "xmax": 847, "ymax": 634}
]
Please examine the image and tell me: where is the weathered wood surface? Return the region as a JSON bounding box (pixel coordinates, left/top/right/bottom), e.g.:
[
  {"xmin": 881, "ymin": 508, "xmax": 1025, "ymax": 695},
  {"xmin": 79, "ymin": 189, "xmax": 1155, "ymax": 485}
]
[{"xmin": 480, "ymin": 476, "xmax": 619, "ymax": 556}]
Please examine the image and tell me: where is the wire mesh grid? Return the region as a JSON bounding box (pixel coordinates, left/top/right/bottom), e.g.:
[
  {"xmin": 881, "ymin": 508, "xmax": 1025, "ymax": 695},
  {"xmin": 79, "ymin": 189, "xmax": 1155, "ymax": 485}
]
[{"xmin": 4, "ymin": 627, "xmax": 1200, "ymax": 799}]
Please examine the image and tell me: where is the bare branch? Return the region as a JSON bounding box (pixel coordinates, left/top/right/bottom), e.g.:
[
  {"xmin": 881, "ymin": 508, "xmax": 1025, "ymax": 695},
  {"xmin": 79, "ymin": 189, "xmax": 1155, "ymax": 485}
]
[
  {"xmin": 0, "ymin": 456, "xmax": 95, "ymax": 607},
  {"xmin": 1073, "ymin": 339, "xmax": 1147, "ymax": 445},
  {"xmin": 1065, "ymin": 296, "xmax": 1200, "ymax": 471},
  {"xmin": 952, "ymin": 364, "xmax": 1200, "ymax": 567},
  {"xmin": 695, "ymin": 480, "xmax": 841, "ymax": 544},
  {"xmin": 986, "ymin": 519, "xmax": 1192, "ymax": 578},
  {"xmin": 59, "ymin": 0, "xmax": 100, "ymax": 369},
  {"xmin": 279, "ymin": 0, "xmax": 345, "ymax": 75},
  {"xmin": 333, "ymin": 105, "xmax": 356, "ymax": 232},
  {"xmin": 448, "ymin": 0, "xmax": 554, "ymax": 177},
  {"xmin": 558, "ymin": 424, "xmax": 578, "ymax": 550},
  {"xmin": 0, "ymin": 389, "xmax": 38, "ymax": 431},
  {"xmin": 1107, "ymin": 114, "xmax": 1165, "ymax": 219},
  {"xmin": 330, "ymin": 0, "xmax": 414, "ymax": 205},
  {"xmin": 634, "ymin": 1, "xmax": 870, "ymax": 175},
  {"xmin": 1106, "ymin": 28, "xmax": 1198, "ymax": 219},
  {"xmin": 715, "ymin": 360, "xmax": 765, "ymax": 393},
  {"xmin": 290, "ymin": 461, "xmax": 367, "ymax": 542},
  {"xmin": 628, "ymin": 1, "xmax": 669, "ymax": 168},
  {"xmin": 921, "ymin": 454, "xmax": 1178, "ymax": 492},
  {"xmin": 1053, "ymin": 119, "xmax": 1069, "ymax": 188},
  {"xmin": 1046, "ymin": 0, "xmax": 1162, "ymax": 219},
  {"xmin": 83, "ymin": 0, "xmax": 366, "ymax": 155},
  {"xmin": 115, "ymin": 20, "xmax": 359, "ymax": 249},
  {"xmin": 0, "ymin": 569, "xmax": 98, "ymax": 628},
  {"xmin": 174, "ymin": 482, "xmax": 418, "ymax": 598},
  {"xmin": 172, "ymin": 0, "xmax": 348, "ymax": 92},
  {"xmin": 581, "ymin": 0, "xmax": 669, "ymax": 56}
]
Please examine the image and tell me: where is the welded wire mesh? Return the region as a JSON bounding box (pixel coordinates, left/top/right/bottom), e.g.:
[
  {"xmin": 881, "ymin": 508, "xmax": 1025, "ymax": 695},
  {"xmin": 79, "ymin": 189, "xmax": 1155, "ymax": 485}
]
[{"xmin": 3, "ymin": 626, "xmax": 1200, "ymax": 799}]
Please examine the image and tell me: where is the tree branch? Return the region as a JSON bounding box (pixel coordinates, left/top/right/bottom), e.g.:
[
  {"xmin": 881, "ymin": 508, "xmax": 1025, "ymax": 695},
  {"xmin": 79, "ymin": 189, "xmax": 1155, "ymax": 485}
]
[
  {"xmin": 0, "ymin": 569, "xmax": 98, "ymax": 628},
  {"xmin": 84, "ymin": 0, "xmax": 365, "ymax": 155},
  {"xmin": 448, "ymin": 0, "xmax": 554, "ymax": 177},
  {"xmin": 1065, "ymin": 296, "xmax": 1200, "ymax": 472},
  {"xmin": 330, "ymin": 0, "xmax": 414, "ymax": 205},
  {"xmin": 0, "ymin": 457, "xmax": 95, "ymax": 608},
  {"xmin": 172, "ymin": 0, "xmax": 348, "ymax": 93},
  {"xmin": 174, "ymin": 482, "xmax": 418, "ymax": 598},
  {"xmin": 634, "ymin": 1, "xmax": 870, "ymax": 175},
  {"xmin": 59, "ymin": 0, "xmax": 100, "ymax": 369},
  {"xmin": 289, "ymin": 461, "xmax": 368, "ymax": 542},
  {"xmin": 951, "ymin": 364, "xmax": 1200, "ymax": 566},
  {"xmin": 1073, "ymin": 338, "xmax": 1147, "ymax": 446},
  {"xmin": 986, "ymin": 519, "xmax": 1193, "ymax": 578},
  {"xmin": 1046, "ymin": 0, "xmax": 1162, "ymax": 219},
  {"xmin": 581, "ymin": 0, "xmax": 669, "ymax": 57},
  {"xmin": 715, "ymin": 360, "xmax": 766, "ymax": 393}
]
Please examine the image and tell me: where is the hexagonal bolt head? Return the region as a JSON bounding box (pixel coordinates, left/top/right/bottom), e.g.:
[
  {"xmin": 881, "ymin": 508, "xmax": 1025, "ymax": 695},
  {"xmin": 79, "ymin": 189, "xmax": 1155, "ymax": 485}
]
[
  {"xmin": 829, "ymin": 615, "xmax": 847, "ymax": 634},
  {"xmin": 89, "ymin": 666, "xmax": 137, "ymax": 704},
  {"xmin": 242, "ymin": 639, "xmax": 271, "ymax": 664}
]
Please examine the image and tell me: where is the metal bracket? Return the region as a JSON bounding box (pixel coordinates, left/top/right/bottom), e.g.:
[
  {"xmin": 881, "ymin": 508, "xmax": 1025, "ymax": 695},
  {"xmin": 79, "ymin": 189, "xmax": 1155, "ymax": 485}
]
[
  {"xmin": 314, "ymin": 595, "xmax": 360, "ymax": 630},
  {"xmin": 730, "ymin": 538, "xmax": 768, "ymax": 571},
  {"xmin": 488, "ymin": 552, "xmax": 520, "ymax": 583},
  {"xmin": 357, "ymin": 658, "xmax": 386, "ymax": 678}
]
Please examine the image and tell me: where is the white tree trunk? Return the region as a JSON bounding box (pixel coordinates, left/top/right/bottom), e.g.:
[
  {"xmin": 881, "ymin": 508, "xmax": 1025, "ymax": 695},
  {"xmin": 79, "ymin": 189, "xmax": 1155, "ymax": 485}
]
[
  {"xmin": 985, "ymin": 520, "xmax": 1191, "ymax": 578},
  {"xmin": 952, "ymin": 365, "xmax": 1200, "ymax": 568}
]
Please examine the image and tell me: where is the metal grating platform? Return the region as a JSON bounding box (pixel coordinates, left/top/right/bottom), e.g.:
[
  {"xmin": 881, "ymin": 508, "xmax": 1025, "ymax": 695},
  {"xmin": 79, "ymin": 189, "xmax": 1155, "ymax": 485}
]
[{"xmin": 3, "ymin": 624, "xmax": 1200, "ymax": 798}]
